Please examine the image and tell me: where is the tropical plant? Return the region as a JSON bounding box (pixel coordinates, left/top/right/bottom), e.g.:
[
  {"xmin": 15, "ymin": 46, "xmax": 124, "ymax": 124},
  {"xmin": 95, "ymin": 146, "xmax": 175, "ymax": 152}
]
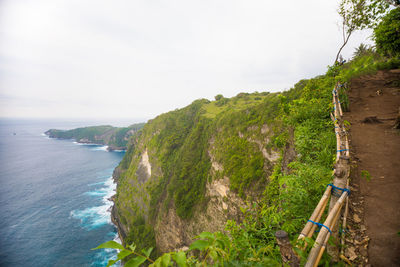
[{"xmin": 353, "ymin": 43, "xmax": 373, "ymax": 58}]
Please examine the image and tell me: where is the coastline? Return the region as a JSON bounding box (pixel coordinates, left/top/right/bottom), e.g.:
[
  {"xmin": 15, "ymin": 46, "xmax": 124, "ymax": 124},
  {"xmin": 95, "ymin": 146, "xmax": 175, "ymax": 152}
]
[
  {"xmin": 110, "ymin": 167, "xmax": 127, "ymax": 246},
  {"xmin": 45, "ymin": 132, "xmax": 127, "ymax": 152}
]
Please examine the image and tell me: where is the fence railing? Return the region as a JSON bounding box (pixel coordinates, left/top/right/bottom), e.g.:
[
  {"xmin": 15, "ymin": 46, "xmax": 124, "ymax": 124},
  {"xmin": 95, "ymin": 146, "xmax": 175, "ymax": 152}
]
[{"xmin": 275, "ymin": 83, "xmax": 351, "ymax": 267}]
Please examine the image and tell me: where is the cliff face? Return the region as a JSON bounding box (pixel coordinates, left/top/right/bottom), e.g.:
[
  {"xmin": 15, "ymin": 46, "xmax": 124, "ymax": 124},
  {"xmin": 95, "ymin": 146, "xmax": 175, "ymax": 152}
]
[
  {"xmin": 111, "ymin": 92, "xmax": 295, "ymax": 253},
  {"xmin": 45, "ymin": 123, "xmax": 145, "ymax": 150}
]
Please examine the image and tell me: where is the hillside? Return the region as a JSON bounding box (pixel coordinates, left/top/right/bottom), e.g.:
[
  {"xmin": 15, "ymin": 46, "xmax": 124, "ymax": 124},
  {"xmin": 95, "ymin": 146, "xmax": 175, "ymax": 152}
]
[
  {"xmin": 45, "ymin": 123, "xmax": 145, "ymax": 151},
  {"xmin": 110, "ymin": 53, "xmax": 400, "ymax": 265}
]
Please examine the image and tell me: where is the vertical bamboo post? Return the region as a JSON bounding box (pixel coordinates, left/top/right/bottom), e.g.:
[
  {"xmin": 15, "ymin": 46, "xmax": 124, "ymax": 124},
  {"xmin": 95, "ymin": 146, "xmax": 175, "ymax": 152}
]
[
  {"xmin": 340, "ymin": 180, "xmax": 350, "ymax": 256},
  {"xmin": 336, "ymin": 85, "xmax": 343, "ymax": 117},
  {"xmin": 275, "ymin": 230, "xmax": 300, "ymax": 267},
  {"xmin": 344, "ymin": 133, "xmax": 350, "ymax": 157}
]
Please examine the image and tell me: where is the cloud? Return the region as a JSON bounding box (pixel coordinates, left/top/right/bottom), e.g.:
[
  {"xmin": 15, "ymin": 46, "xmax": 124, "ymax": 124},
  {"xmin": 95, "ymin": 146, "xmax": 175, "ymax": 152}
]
[{"xmin": 0, "ymin": 0, "xmax": 374, "ymax": 120}]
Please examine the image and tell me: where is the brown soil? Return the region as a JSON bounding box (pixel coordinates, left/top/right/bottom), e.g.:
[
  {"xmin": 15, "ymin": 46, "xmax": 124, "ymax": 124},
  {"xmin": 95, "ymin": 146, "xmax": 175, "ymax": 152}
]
[{"xmin": 344, "ymin": 69, "xmax": 400, "ymax": 266}]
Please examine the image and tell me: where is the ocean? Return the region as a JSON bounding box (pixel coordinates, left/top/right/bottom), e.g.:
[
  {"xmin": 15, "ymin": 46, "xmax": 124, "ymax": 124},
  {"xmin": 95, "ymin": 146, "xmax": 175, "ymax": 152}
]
[{"xmin": 0, "ymin": 119, "xmax": 127, "ymax": 267}]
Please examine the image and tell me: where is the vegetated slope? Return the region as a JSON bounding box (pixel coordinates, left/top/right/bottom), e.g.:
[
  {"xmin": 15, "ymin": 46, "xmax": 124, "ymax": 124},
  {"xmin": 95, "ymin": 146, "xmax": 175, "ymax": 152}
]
[
  {"xmin": 344, "ymin": 69, "xmax": 400, "ymax": 266},
  {"xmin": 45, "ymin": 123, "xmax": 145, "ymax": 150},
  {"xmin": 112, "ymin": 76, "xmax": 337, "ymax": 256}
]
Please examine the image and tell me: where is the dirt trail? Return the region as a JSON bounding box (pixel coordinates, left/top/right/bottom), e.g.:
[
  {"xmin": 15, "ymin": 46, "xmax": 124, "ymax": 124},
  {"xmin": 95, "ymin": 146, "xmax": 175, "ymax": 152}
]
[{"xmin": 344, "ymin": 69, "xmax": 400, "ymax": 266}]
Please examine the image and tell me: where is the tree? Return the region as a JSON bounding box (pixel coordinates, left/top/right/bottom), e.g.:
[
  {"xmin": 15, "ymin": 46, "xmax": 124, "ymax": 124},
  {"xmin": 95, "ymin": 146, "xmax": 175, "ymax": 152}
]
[
  {"xmin": 374, "ymin": 8, "xmax": 400, "ymax": 56},
  {"xmin": 335, "ymin": 0, "xmax": 372, "ymax": 63},
  {"xmin": 334, "ymin": 0, "xmax": 393, "ymax": 63},
  {"xmin": 214, "ymin": 94, "xmax": 223, "ymax": 101}
]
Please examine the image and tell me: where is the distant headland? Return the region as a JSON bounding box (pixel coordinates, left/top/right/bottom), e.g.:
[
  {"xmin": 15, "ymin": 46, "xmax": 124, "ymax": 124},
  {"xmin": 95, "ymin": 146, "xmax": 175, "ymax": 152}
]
[{"xmin": 45, "ymin": 123, "xmax": 145, "ymax": 151}]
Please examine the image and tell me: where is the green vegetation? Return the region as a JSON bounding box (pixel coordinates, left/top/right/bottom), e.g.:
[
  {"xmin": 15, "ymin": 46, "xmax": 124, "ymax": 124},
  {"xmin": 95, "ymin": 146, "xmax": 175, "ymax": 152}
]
[
  {"xmin": 361, "ymin": 170, "xmax": 372, "ymax": 181},
  {"xmin": 374, "ymin": 8, "xmax": 400, "ymax": 56},
  {"xmin": 45, "ymin": 123, "xmax": 145, "ymax": 150},
  {"xmin": 46, "ymin": 125, "xmax": 114, "ymax": 141}
]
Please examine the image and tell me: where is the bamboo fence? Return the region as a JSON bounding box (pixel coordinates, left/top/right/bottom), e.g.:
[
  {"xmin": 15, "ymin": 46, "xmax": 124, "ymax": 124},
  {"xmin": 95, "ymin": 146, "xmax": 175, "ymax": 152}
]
[{"xmin": 276, "ymin": 83, "xmax": 352, "ymax": 266}]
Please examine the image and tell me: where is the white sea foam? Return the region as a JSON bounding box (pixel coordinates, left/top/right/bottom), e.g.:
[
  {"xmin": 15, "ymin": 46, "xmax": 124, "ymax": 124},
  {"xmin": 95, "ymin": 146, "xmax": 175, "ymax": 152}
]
[
  {"xmin": 71, "ymin": 176, "xmax": 119, "ymax": 264},
  {"xmin": 70, "ymin": 177, "xmax": 116, "ymax": 230},
  {"xmin": 91, "ymin": 145, "xmax": 109, "ymax": 151}
]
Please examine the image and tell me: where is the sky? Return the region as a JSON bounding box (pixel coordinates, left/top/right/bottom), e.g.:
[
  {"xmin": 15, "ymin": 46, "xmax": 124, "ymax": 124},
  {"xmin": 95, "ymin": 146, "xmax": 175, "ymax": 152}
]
[{"xmin": 0, "ymin": 0, "xmax": 374, "ymax": 122}]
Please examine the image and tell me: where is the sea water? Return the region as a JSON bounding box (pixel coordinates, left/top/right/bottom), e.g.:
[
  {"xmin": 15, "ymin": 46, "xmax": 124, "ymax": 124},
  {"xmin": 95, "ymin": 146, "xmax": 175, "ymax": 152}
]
[{"xmin": 0, "ymin": 119, "xmax": 126, "ymax": 266}]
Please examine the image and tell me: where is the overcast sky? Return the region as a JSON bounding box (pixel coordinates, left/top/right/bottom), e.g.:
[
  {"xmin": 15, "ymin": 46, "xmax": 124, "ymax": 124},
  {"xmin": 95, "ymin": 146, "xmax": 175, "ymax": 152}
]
[{"xmin": 0, "ymin": 0, "xmax": 373, "ymax": 122}]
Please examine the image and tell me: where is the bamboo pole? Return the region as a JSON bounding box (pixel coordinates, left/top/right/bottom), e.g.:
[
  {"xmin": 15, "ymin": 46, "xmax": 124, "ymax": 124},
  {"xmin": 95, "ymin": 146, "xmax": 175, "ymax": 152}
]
[
  {"xmin": 313, "ymin": 203, "xmax": 343, "ymax": 267},
  {"xmin": 335, "ymin": 125, "xmax": 341, "ymax": 162},
  {"xmin": 305, "ymin": 191, "xmax": 348, "ymax": 267},
  {"xmin": 344, "ymin": 134, "xmax": 350, "ymax": 157},
  {"xmin": 298, "ymin": 186, "xmax": 332, "ymax": 241},
  {"xmin": 328, "ymin": 83, "xmax": 350, "ymax": 260},
  {"xmin": 340, "ymin": 180, "xmax": 350, "ymax": 256},
  {"xmin": 336, "ymin": 86, "xmax": 343, "ymax": 117},
  {"xmin": 309, "ymin": 196, "xmax": 329, "ymax": 238},
  {"xmin": 327, "ymin": 155, "xmax": 349, "ymax": 260}
]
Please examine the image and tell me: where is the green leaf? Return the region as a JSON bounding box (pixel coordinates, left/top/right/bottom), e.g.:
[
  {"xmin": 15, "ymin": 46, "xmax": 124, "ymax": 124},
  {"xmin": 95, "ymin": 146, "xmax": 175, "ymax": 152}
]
[
  {"xmin": 141, "ymin": 247, "xmax": 153, "ymax": 258},
  {"xmin": 149, "ymin": 253, "xmax": 171, "ymax": 267},
  {"xmin": 117, "ymin": 249, "xmax": 133, "ymax": 261},
  {"xmin": 92, "ymin": 240, "xmax": 124, "ymax": 250},
  {"xmin": 106, "ymin": 259, "xmax": 117, "ymax": 267},
  {"xmin": 105, "ymin": 249, "xmax": 133, "ymax": 267},
  {"xmin": 161, "ymin": 253, "xmax": 171, "ymax": 266},
  {"xmin": 172, "ymin": 251, "xmax": 187, "ymax": 267},
  {"xmin": 125, "ymin": 256, "xmax": 147, "ymax": 267},
  {"xmin": 189, "ymin": 239, "xmax": 209, "ymax": 251},
  {"xmin": 150, "ymin": 257, "xmax": 162, "ymax": 267},
  {"xmin": 198, "ymin": 231, "xmax": 214, "ymax": 240},
  {"xmin": 128, "ymin": 244, "xmax": 137, "ymax": 252}
]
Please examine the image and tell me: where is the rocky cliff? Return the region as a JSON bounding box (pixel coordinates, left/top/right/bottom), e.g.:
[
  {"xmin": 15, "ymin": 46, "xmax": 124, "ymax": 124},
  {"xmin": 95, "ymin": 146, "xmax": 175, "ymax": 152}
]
[{"xmin": 111, "ymin": 91, "xmax": 297, "ymax": 254}]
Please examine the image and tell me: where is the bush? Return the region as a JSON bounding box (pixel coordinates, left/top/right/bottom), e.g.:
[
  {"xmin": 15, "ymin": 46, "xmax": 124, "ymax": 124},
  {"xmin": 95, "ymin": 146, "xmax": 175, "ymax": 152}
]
[
  {"xmin": 215, "ymin": 94, "xmax": 224, "ymax": 101},
  {"xmin": 374, "ymin": 8, "xmax": 400, "ymax": 56}
]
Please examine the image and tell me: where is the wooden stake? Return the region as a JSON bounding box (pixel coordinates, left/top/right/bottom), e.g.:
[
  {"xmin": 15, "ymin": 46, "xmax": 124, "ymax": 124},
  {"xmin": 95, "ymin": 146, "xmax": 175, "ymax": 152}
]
[{"xmin": 275, "ymin": 230, "xmax": 300, "ymax": 267}]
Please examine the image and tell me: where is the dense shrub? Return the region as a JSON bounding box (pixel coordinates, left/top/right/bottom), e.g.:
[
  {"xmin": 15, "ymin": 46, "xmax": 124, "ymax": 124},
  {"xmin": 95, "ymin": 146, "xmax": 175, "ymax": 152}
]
[{"xmin": 374, "ymin": 8, "xmax": 400, "ymax": 56}]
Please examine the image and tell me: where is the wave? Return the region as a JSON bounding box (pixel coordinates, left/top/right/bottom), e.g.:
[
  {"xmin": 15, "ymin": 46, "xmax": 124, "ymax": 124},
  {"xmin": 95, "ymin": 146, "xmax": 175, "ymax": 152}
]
[
  {"xmin": 111, "ymin": 149, "xmax": 125, "ymax": 153},
  {"xmin": 91, "ymin": 145, "xmax": 109, "ymax": 151},
  {"xmin": 91, "ymin": 233, "xmax": 120, "ymax": 267},
  {"xmin": 70, "ymin": 177, "xmax": 116, "ymax": 230},
  {"xmin": 73, "ymin": 142, "xmax": 99, "ymax": 146}
]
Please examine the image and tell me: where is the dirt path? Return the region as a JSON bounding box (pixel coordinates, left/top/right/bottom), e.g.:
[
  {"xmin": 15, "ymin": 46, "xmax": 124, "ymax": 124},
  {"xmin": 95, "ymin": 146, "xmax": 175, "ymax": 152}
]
[{"xmin": 344, "ymin": 69, "xmax": 400, "ymax": 266}]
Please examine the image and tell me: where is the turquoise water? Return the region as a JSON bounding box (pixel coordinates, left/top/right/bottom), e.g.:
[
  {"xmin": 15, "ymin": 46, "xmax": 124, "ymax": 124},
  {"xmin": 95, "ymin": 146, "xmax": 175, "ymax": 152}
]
[{"xmin": 0, "ymin": 119, "xmax": 125, "ymax": 266}]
